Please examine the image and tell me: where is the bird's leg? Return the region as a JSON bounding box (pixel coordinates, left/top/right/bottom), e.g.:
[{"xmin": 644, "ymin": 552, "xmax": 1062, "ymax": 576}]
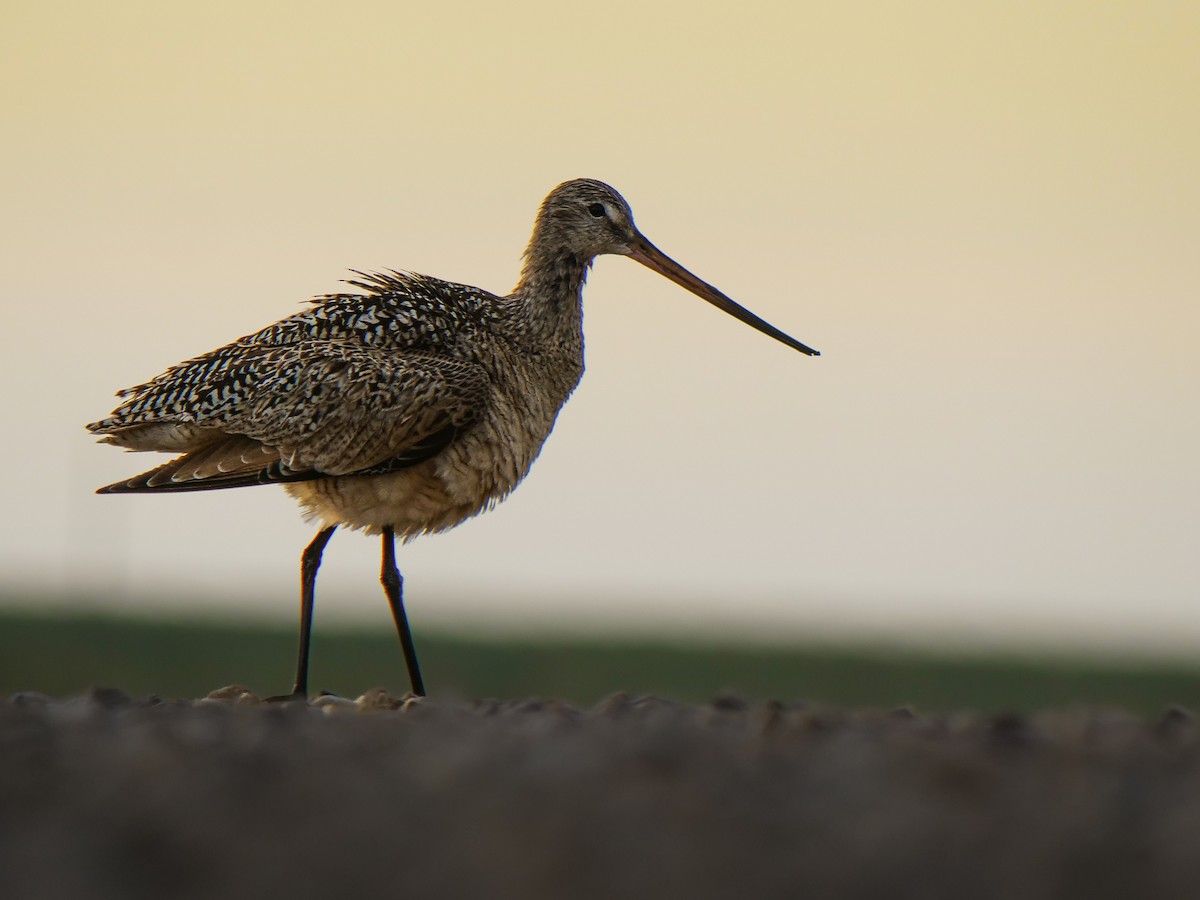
[
  {"xmin": 285, "ymin": 525, "xmax": 337, "ymax": 699},
  {"xmin": 380, "ymin": 525, "xmax": 426, "ymax": 697}
]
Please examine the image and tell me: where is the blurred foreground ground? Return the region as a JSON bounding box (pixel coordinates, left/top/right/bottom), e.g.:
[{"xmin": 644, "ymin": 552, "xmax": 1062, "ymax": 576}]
[
  {"xmin": 2, "ymin": 687, "xmax": 1199, "ymax": 900},
  {"xmin": 5, "ymin": 611, "xmax": 1200, "ymax": 898}
]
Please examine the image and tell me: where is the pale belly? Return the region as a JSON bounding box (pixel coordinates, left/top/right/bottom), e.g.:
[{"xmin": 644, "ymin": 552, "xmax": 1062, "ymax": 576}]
[{"xmin": 284, "ymin": 463, "xmax": 488, "ymax": 537}]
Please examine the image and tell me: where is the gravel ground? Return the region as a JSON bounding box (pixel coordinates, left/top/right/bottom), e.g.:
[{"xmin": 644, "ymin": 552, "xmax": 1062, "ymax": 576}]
[{"xmin": 2, "ymin": 687, "xmax": 1199, "ymax": 900}]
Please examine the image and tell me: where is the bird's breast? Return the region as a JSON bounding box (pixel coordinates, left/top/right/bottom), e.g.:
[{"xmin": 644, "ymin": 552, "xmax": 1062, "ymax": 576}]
[{"xmin": 286, "ymin": 344, "xmax": 583, "ymax": 538}]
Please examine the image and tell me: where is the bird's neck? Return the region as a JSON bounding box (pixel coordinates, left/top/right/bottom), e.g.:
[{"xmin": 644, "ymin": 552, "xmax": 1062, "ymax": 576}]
[
  {"xmin": 509, "ymin": 244, "xmax": 591, "ymax": 348},
  {"xmin": 514, "ymin": 237, "xmax": 592, "ymax": 298}
]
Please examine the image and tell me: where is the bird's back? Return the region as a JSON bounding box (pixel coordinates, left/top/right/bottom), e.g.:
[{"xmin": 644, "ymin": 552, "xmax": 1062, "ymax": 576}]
[{"xmin": 88, "ymin": 272, "xmax": 502, "ymax": 490}]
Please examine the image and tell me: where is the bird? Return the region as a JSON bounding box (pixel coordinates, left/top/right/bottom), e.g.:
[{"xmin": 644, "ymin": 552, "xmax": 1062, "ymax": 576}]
[{"xmin": 87, "ymin": 178, "xmax": 819, "ymax": 700}]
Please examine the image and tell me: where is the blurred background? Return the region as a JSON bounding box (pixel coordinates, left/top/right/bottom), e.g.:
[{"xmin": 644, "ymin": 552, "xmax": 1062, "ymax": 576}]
[{"xmin": 2, "ymin": 1, "xmax": 1197, "ymax": 705}]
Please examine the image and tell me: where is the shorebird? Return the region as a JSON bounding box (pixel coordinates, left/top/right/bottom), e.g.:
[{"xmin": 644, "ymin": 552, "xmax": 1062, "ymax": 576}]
[{"xmin": 88, "ymin": 178, "xmax": 819, "ymax": 699}]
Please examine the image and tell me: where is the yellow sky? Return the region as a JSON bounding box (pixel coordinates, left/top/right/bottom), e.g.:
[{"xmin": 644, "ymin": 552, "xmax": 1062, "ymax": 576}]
[{"xmin": 2, "ymin": 1, "xmax": 1197, "ymax": 654}]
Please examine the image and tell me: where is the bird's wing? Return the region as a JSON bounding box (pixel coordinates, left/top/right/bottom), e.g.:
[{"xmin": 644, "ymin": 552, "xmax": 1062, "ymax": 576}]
[
  {"xmin": 246, "ymin": 270, "xmax": 494, "ymax": 353},
  {"xmin": 91, "ymin": 341, "xmax": 489, "ymax": 493}
]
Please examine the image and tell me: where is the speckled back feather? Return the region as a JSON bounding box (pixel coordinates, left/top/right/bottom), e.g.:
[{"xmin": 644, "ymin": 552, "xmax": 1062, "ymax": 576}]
[{"xmin": 88, "ymin": 270, "xmax": 498, "ymax": 491}]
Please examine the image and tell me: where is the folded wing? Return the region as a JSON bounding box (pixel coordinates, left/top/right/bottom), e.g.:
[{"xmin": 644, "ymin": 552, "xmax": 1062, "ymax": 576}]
[{"xmin": 89, "ymin": 341, "xmax": 489, "ymax": 493}]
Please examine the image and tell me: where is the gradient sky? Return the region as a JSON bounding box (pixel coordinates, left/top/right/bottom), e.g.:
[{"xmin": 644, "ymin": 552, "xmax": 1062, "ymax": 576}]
[{"xmin": 3, "ymin": 1, "xmax": 1197, "ymax": 654}]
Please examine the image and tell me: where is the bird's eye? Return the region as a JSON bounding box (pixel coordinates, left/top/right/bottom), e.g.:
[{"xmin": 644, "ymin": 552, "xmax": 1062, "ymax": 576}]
[{"xmin": 588, "ymin": 203, "xmax": 606, "ymax": 218}]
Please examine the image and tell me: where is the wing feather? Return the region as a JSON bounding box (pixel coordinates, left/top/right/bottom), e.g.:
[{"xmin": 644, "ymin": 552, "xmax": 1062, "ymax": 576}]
[{"xmin": 92, "ymin": 342, "xmax": 489, "ymax": 493}]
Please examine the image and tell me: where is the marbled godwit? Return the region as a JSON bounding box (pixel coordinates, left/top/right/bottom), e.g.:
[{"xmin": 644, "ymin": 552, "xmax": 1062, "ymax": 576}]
[{"xmin": 87, "ymin": 178, "xmax": 819, "ymax": 699}]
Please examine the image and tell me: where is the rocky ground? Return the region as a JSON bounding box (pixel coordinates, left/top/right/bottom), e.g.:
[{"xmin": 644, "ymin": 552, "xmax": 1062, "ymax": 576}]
[{"xmin": 2, "ymin": 687, "xmax": 1199, "ymax": 900}]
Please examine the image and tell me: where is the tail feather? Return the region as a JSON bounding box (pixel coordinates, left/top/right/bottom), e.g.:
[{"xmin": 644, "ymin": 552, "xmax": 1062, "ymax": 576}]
[
  {"xmin": 96, "ymin": 425, "xmax": 460, "ymax": 494},
  {"xmin": 96, "ymin": 458, "xmax": 325, "ymax": 493}
]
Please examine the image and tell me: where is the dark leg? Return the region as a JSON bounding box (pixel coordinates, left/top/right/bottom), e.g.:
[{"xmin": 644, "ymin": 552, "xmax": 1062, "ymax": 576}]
[
  {"xmin": 288, "ymin": 525, "xmax": 337, "ymax": 698},
  {"xmin": 380, "ymin": 525, "xmax": 426, "ymax": 696}
]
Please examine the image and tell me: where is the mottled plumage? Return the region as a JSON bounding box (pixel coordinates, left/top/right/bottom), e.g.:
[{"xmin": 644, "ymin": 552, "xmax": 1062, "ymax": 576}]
[{"xmin": 88, "ymin": 178, "xmax": 818, "ymax": 698}]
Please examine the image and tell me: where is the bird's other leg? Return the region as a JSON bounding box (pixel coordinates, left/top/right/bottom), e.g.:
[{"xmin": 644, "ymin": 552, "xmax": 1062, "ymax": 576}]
[
  {"xmin": 283, "ymin": 525, "xmax": 336, "ymax": 700},
  {"xmin": 381, "ymin": 525, "xmax": 426, "ymax": 697}
]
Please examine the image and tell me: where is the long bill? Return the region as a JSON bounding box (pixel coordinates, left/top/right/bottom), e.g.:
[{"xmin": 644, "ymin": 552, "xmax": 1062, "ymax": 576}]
[{"xmin": 627, "ymin": 236, "xmax": 820, "ymax": 357}]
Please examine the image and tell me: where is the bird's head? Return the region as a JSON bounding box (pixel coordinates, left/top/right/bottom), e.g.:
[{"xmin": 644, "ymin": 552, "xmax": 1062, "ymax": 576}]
[{"xmin": 532, "ymin": 178, "xmax": 642, "ymax": 259}]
